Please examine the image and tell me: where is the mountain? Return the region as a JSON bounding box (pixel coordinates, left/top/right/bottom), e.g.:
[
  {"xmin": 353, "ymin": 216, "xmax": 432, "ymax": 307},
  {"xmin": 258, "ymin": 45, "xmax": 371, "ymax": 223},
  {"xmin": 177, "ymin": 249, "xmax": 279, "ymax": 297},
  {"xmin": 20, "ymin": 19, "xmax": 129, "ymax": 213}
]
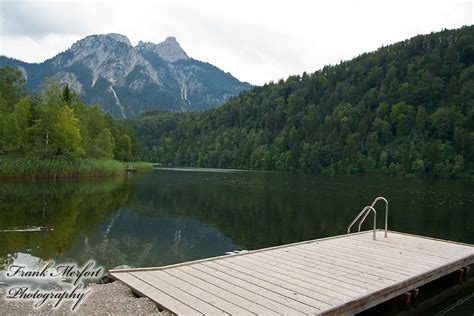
[
  {"xmin": 128, "ymin": 26, "xmax": 474, "ymax": 178},
  {"xmin": 0, "ymin": 34, "xmax": 251, "ymax": 117}
]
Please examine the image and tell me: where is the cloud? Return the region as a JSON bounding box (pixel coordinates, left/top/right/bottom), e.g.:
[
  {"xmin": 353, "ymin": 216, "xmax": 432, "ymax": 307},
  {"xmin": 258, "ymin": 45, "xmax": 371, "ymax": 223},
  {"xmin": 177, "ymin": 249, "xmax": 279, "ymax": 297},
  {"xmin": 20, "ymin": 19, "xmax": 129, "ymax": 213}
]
[
  {"xmin": 128, "ymin": 1, "xmax": 318, "ymax": 84},
  {"xmin": 0, "ymin": 0, "xmax": 472, "ymax": 84},
  {"xmin": 0, "ymin": 1, "xmax": 102, "ymax": 38}
]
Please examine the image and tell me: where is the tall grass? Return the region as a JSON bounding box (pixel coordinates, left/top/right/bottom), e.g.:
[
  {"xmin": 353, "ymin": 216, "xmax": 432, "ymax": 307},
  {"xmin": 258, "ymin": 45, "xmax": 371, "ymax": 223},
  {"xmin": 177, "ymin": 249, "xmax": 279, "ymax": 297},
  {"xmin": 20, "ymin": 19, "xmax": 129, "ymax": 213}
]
[{"xmin": 0, "ymin": 157, "xmax": 124, "ymax": 179}]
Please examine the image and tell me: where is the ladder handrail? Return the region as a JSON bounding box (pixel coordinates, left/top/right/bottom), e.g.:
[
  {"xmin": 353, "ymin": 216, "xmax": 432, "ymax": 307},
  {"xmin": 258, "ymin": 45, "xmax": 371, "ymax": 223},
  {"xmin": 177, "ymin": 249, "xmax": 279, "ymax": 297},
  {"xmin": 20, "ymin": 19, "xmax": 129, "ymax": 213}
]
[
  {"xmin": 347, "ymin": 206, "xmax": 377, "ymax": 240},
  {"xmin": 358, "ymin": 197, "xmax": 389, "ymax": 238}
]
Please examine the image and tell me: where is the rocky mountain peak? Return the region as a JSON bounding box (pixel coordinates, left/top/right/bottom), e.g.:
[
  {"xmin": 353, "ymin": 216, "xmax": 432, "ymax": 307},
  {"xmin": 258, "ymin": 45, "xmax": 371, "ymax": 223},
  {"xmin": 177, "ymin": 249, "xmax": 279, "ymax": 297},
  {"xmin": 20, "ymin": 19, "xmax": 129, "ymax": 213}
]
[
  {"xmin": 105, "ymin": 33, "xmax": 131, "ymax": 46},
  {"xmin": 137, "ymin": 36, "xmax": 189, "ymax": 63},
  {"xmin": 157, "ymin": 36, "xmax": 189, "ymax": 62},
  {"xmin": 163, "ymin": 36, "xmax": 178, "ymax": 44},
  {"xmin": 68, "ymin": 34, "xmax": 132, "ymax": 58},
  {"xmin": 1, "ymin": 33, "xmax": 250, "ymax": 117}
]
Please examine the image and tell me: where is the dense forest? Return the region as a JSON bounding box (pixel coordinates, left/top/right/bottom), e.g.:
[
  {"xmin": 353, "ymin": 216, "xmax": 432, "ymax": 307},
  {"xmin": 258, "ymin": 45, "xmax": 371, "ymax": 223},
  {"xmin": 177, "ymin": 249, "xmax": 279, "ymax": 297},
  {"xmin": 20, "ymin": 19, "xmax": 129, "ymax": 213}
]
[
  {"xmin": 130, "ymin": 26, "xmax": 474, "ymax": 178},
  {"xmin": 0, "ymin": 66, "xmax": 139, "ymax": 177}
]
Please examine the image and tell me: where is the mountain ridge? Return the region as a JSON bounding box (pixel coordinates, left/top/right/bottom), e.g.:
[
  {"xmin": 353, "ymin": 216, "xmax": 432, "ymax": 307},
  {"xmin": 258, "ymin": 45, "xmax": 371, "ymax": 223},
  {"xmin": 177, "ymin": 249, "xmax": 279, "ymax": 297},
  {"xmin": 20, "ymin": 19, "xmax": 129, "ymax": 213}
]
[{"xmin": 0, "ymin": 33, "xmax": 251, "ymax": 117}]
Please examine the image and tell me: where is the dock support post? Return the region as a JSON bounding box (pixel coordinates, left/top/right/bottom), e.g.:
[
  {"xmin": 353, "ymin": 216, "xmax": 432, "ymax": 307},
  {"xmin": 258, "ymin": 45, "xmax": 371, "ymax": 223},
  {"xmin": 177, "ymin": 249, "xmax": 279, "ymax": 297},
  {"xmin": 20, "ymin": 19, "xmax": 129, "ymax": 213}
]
[
  {"xmin": 398, "ymin": 292, "xmax": 412, "ymax": 305},
  {"xmin": 410, "ymin": 288, "xmax": 419, "ymax": 303},
  {"xmin": 457, "ymin": 267, "xmax": 470, "ymax": 283}
]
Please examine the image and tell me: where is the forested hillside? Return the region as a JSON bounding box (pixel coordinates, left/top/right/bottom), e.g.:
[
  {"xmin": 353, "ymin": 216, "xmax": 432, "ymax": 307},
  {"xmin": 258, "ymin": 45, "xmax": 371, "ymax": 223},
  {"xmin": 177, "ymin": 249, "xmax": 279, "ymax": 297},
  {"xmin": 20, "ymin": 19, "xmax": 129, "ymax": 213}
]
[{"xmin": 130, "ymin": 26, "xmax": 474, "ymax": 178}]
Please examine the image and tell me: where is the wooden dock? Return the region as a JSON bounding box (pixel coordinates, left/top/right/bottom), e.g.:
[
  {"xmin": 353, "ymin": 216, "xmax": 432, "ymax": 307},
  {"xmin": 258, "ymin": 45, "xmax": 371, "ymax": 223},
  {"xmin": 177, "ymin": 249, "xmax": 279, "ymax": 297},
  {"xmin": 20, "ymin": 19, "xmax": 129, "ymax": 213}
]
[{"xmin": 109, "ymin": 230, "xmax": 474, "ymax": 315}]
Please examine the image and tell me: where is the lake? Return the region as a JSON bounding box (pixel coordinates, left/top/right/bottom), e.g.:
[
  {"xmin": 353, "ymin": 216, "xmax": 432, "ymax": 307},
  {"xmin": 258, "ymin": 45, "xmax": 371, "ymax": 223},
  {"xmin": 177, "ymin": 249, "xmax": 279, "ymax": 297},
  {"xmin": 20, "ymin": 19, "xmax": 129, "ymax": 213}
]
[{"xmin": 0, "ymin": 169, "xmax": 473, "ymax": 314}]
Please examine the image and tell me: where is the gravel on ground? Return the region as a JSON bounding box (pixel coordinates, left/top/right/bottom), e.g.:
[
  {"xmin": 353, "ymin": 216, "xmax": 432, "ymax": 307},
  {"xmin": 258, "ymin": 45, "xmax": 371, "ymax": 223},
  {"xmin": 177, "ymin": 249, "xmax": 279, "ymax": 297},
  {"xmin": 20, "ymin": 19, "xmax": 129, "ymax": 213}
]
[{"xmin": 0, "ymin": 281, "xmax": 173, "ymax": 315}]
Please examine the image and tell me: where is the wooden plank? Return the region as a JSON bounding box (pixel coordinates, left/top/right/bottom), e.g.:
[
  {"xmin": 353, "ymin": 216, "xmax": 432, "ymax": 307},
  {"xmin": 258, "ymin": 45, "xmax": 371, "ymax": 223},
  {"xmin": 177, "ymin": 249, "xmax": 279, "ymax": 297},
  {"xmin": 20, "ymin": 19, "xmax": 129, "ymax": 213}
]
[
  {"xmin": 166, "ymin": 268, "xmax": 277, "ymax": 315},
  {"xmin": 310, "ymin": 242, "xmax": 422, "ymax": 274},
  {"xmin": 242, "ymin": 253, "xmax": 370, "ymax": 293},
  {"xmin": 386, "ymin": 231, "xmax": 474, "ymax": 249},
  {"xmin": 110, "ymin": 230, "xmax": 474, "ymax": 315},
  {"xmin": 355, "ymin": 232, "xmax": 473, "ymax": 256},
  {"xmin": 110, "ymin": 272, "xmax": 201, "ymax": 315},
  {"xmin": 320, "ymin": 238, "xmax": 441, "ymax": 269},
  {"xmin": 198, "ymin": 262, "xmax": 328, "ymax": 313},
  {"xmin": 300, "ymin": 243, "xmax": 416, "ymax": 276},
  {"xmin": 133, "ymin": 271, "xmax": 226, "ymax": 315},
  {"xmin": 207, "ymin": 260, "xmax": 337, "ymax": 311},
  {"xmin": 261, "ymin": 248, "xmax": 395, "ymax": 287},
  {"xmin": 233, "ymin": 254, "xmax": 365, "ymax": 296},
  {"xmin": 385, "ymin": 234, "xmax": 474, "ymax": 255},
  {"xmin": 322, "ymin": 250, "xmax": 474, "ymax": 315},
  {"xmin": 339, "ymin": 235, "xmax": 452, "ymax": 260},
  {"xmin": 349, "ymin": 234, "xmax": 466, "ymax": 259},
  {"xmin": 146, "ymin": 270, "xmax": 254, "ymax": 315},
  {"xmin": 349, "ymin": 237, "xmax": 459, "ymax": 261},
  {"xmin": 256, "ymin": 251, "xmax": 384, "ymax": 290},
  {"xmin": 317, "ymin": 239, "xmax": 439, "ymax": 271},
  {"xmin": 287, "ymin": 247, "xmax": 408, "ymax": 280},
  {"xmin": 215, "ymin": 260, "xmax": 345, "ymax": 306},
  {"xmin": 328, "ymin": 237, "xmax": 449, "ymax": 267},
  {"xmin": 279, "ymin": 247, "xmax": 400, "ymax": 283},
  {"xmin": 227, "ymin": 256, "xmax": 357, "ymax": 299},
  {"xmin": 187, "ymin": 265, "xmax": 311, "ymax": 315}
]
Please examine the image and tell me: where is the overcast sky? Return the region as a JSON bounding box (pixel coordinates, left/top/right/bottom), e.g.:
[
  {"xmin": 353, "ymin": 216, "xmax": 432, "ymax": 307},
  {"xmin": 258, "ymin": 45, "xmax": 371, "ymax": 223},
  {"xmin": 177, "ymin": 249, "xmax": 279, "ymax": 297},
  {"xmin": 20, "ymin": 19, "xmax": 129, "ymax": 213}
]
[{"xmin": 0, "ymin": 0, "xmax": 472, "ymax": 85}]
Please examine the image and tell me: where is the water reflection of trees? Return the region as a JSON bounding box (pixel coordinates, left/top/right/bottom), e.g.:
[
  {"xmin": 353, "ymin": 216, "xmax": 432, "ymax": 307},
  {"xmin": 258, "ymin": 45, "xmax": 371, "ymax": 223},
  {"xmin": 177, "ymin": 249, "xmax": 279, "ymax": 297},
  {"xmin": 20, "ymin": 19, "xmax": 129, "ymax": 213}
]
[
  {"xmin": 129, "ymin": 173, "xmax": 357, "ymax": 250},
  {"xmin": 0, "ymin": 178, "xmax": 132, "ymax": 268},
  {"xmin": 129, "ymin": 172, "xmax": 474, "ymax": 250},
  {"xmin": 1, "ymin": 171, "xmax": 472, "ymax": 271}
]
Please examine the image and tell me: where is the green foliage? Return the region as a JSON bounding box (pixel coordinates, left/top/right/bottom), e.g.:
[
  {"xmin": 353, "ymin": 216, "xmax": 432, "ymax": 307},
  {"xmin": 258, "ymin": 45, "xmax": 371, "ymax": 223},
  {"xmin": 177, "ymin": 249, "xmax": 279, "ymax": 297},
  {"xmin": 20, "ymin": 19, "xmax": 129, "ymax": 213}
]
[
  {"xmin": 114, "ymin": 134, "xmax": 133, "ymax": 161},
  {"xmin": 0, "ymin": 65, "xmax": 26, "ymax": 109},
  {"xmin": 93, "ymin": 128, "xmax": 115, "ymax": 158},
  {"xmin": 32, "ymin": 98, "xmax": 84, "ymax": 157},
  {"xmin": 0, "ymin": 157, "xmax": 124, "ymax": 179},
  {"xmin": 129, "ymin": 26, "xmax": 474, "ymax": 178},
  {"xmin": 0, "ymin": 70, "xmax": 140, "ymax": 176}
]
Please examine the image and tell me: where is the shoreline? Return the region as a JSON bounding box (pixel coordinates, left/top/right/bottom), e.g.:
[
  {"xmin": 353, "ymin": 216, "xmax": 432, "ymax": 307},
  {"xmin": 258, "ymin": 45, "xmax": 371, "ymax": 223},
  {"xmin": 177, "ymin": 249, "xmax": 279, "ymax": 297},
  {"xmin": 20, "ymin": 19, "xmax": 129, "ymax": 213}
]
[
  {"xmin": 0, "ymin": 281, "xmax": 170, "ymax": 315},
  {"xmin": 0, "ymin": 158, "xmax": 154, "ymax": 180}
]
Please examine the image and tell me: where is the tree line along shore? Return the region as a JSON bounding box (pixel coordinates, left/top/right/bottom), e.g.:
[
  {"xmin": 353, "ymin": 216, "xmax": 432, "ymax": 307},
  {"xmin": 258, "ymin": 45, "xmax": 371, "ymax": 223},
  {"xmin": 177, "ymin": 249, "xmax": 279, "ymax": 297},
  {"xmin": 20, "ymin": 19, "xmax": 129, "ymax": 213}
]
[{"xmin": 0, "ymin": 66, "xmax": 152, "ymax": 179}]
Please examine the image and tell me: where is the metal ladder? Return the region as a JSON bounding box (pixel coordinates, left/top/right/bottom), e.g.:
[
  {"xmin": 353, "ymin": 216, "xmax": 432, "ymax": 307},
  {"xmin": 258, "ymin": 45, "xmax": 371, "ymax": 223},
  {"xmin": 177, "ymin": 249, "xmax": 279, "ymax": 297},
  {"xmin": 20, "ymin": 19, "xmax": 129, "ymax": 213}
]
[{"xmin": 347, "ymin": 197, "xmax": 389, "ymax": 240}]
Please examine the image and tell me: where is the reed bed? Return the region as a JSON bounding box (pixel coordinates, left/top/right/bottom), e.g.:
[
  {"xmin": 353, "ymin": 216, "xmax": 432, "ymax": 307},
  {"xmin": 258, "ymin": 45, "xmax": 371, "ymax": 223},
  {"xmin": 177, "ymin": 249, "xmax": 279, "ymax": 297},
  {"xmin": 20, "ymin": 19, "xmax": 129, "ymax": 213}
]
[{"xmin": 0, "ymin": 157, "xmax": 124, "ymax": 179}]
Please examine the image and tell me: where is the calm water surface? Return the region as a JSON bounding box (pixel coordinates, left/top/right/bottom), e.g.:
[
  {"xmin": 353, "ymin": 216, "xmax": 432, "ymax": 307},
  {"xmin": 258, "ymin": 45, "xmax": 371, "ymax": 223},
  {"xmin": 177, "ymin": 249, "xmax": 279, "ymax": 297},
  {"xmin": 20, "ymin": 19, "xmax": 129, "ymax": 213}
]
[{"xmin": 0, "ymin": 169, "xmax": 473, "ymax": 314}]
